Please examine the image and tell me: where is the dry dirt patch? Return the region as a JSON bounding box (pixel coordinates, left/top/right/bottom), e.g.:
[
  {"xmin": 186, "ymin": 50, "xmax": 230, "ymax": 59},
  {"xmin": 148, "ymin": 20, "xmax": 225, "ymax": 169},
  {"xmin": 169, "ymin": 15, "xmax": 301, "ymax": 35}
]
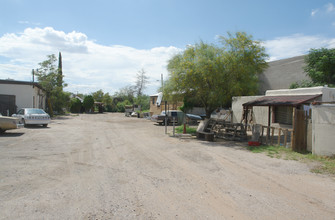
[{"xmin": 0, "ymin": 113, "xmax": 335, "ymax": 219}]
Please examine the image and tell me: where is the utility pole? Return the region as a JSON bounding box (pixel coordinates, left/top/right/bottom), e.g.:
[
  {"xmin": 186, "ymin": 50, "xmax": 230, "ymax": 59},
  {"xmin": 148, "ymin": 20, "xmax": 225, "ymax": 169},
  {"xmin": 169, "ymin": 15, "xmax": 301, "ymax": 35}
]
[{"xmin": 161, "ymin": 74, "xmax": 163, "ymax": 90}]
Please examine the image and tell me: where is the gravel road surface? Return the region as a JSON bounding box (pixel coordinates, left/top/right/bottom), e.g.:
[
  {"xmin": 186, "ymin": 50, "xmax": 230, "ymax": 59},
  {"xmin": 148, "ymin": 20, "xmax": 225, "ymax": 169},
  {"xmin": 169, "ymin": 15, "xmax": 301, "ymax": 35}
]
[{"xmin": 1, "ymin": 113, "xmax": 335, "ymax": 219}]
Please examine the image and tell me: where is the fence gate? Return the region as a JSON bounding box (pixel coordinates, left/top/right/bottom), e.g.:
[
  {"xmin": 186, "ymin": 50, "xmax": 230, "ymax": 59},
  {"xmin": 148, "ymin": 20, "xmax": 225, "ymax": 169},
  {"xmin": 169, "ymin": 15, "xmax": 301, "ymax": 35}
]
[{"xmin": 293, "ymin": 109, "xmax": 308, "ymax": 152}]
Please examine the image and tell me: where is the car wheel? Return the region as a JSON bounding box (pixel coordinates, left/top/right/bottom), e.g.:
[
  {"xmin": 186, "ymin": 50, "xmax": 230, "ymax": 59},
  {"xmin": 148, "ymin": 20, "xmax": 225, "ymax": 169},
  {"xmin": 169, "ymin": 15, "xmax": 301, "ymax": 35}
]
[
  {"xmin": 0, "ymin": 129, "xmax": 5, "ymax": 134},
  {"xmin": 21, "ymin": 119, "xmax": 26, "ymax": 127},
  {"xmin": 43, "ymin": 124, "xmax": 48, "ymax": 127}
]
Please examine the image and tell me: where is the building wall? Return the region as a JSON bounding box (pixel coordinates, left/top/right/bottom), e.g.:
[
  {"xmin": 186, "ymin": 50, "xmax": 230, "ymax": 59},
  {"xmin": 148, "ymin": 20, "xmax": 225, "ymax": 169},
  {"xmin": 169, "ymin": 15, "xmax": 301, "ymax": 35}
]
[
  {"xmin": 265, "ymin": 86, "xmax": 335, "ymax": 102},
  {"xmin": 149, "ymin": 96, "xmax": 162, "ymax": 115},
  {"xmin": 149, "ymin": 95, "xmax": 183, "ymax": 116},
  {"xmin": 258, "ymin": 55, "xmax": 309, "ymax": 95},
  {"xmin": 312, "ymin": 105, "xmax": 335, "ymax": 156},
  {"xmin": 232, "ymin": 96, "xmax": 269, "ymax": 125},
  {"xmin": 0, "ymin": 83, "xmax": 46, "ymax": 111}
]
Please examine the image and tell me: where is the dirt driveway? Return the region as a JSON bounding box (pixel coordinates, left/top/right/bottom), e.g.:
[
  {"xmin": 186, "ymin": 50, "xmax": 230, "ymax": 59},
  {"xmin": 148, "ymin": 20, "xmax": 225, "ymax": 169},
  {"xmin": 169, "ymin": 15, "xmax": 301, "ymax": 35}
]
[{"xmin": 1, "ymin": 113, "xmax": 335, "ymax": 219}]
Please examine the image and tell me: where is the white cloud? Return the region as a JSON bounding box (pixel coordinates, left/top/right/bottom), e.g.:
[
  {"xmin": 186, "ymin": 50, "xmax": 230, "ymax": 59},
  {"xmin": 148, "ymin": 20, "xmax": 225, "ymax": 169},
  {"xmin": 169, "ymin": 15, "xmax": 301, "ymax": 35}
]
[
  {"xmin": 263, "ymin": 34, "xmax": 335, "ymax": 61},
  {"xmin": 326, "ymin": 3, "xmax": 335, "ymax": 13},
  {"xmin": 311, "ymin": 9, "xmax": 319, "ymax": 16},
  {"xmin": 311, "ymin": 3, "xmax": 335, "ymax": 17},
  {"xmin": 18, "ymin": 21, "xmax": 41, "ymax": 26},
  {"xmin": 0, "ymin": 27, "xmax": 181, "ymax": 95}
]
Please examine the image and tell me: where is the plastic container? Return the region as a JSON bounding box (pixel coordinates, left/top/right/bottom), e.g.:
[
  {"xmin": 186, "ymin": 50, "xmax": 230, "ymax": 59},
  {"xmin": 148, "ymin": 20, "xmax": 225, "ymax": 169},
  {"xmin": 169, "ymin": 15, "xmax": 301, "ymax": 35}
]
[{"xmin": 248, "ymin": 141, "xmax": 260, "ymax": 146}]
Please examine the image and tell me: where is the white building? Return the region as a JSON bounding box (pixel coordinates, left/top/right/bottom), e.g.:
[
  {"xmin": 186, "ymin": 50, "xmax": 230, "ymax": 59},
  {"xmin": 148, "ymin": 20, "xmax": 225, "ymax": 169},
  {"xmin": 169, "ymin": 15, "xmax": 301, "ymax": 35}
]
[{"xmin": 0, "ymin": 80, "xmax": 47, "ymax": 116}]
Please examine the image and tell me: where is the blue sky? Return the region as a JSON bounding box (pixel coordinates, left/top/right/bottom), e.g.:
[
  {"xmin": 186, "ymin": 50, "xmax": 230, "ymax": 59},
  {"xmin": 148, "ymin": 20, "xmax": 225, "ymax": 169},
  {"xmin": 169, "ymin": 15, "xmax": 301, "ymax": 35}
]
[{"xmin": 1, "ymin": 0, "xmax": 335, "ymax": 95}]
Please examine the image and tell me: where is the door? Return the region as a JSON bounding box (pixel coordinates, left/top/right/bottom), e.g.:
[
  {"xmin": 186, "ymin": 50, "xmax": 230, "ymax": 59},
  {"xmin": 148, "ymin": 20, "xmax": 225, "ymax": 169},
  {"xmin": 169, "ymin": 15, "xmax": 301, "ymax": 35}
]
[
  {"xmin": 0, "ymin": 95, "xmax": 16, "ymax": 116},
  {"xmin": 293, "ymin": 109, "xmax": 307, "ymax": 152}
]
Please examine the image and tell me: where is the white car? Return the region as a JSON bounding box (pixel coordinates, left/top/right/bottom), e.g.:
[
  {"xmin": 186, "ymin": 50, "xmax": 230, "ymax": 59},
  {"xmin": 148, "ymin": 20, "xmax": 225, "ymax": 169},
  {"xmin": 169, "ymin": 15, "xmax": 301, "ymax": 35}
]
[{"xmin": 12, "ymin": 108, "xmax": 51, "ymax": 127}]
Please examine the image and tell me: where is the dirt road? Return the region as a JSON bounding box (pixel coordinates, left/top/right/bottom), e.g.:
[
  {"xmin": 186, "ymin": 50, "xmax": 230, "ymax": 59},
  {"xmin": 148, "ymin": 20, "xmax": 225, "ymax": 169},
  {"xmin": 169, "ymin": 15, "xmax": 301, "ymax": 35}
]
[{"xmin": 0, "ymin": 113, "xmax": 335, "ymax": 219}]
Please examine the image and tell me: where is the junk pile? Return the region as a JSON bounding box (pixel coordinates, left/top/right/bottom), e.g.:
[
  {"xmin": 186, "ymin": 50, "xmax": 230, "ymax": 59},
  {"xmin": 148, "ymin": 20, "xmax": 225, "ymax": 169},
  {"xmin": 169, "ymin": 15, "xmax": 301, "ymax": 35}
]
[{"xmin": 197, "ymin": 118, "xmax": 247, "ymax": 141}]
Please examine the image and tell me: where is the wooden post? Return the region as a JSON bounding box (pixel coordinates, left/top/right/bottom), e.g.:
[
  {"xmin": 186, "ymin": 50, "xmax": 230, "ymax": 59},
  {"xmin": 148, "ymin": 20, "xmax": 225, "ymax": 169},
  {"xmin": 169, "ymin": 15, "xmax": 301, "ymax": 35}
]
[
  {"xmin": 284, "ymin": 129, "xmax": 288, "ymax": 148},
  {"xmin": 261, "ymin": 126, "xmax": 265, "ymax": 144},
  {"xmin": 292, "ymin": 107, "xmax": 296, "ymax": 150},
  {"xmin": 271, "ymin": 127, "xmax": 275, "ymax": 145},
  {"xmin": 267, "ymin": 106, "xmax": 271, "ymax": 140},
  {"xmin": 278, "ymin": 128, "xmax": 282, "ymax": 146},
  {"xmin": 265, "ymin": 126, "xmax": 269, "ymax": 145},
  {"xmin": 244, "ymin": 106, "xmax": 248, "ymax": 128}
]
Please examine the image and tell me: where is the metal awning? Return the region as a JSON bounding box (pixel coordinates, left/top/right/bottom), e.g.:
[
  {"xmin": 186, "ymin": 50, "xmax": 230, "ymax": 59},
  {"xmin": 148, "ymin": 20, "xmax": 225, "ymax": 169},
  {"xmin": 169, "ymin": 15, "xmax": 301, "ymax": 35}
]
[{"xmin": 243, "ymin": 94, "xmax": 322, "ymax": 107}]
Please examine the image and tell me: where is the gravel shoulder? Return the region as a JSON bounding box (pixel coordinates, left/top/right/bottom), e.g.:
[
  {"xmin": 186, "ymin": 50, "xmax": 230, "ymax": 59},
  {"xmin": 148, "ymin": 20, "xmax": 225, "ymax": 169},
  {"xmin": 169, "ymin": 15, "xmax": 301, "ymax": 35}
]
[{"xmin": 0, "ymin": 113, "xmax": 335, "ymax": 219}]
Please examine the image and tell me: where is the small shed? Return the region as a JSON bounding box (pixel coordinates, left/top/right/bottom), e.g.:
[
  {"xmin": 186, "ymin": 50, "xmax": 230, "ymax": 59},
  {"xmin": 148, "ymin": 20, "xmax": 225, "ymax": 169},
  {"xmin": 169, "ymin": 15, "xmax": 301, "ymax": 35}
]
[
  {"xmin": 234, "ymin": 86, "xmax": 335, "ymax": 153},
  {"xmin": 242, "ymin": 94, "xmax": 321, "ymax": 127}
]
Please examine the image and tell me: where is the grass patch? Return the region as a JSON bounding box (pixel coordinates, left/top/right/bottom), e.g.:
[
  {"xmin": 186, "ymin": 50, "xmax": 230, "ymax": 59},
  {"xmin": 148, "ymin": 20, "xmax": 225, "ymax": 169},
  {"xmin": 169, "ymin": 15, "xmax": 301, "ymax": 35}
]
[
  {"xmin": 247, "ymin": 145, "xmax": 335, "ymax": 175},
  {"xmin": 175, "ymin": 125, "xmax": 197, "ymax": 134}
]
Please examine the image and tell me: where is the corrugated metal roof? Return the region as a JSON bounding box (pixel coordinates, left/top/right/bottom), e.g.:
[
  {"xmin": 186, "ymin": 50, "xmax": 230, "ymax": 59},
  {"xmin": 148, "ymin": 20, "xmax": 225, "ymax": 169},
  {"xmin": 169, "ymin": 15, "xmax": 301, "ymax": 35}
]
[{"xmin": 243, "ymin": 94, "xmax": 322, "ymax": 107}]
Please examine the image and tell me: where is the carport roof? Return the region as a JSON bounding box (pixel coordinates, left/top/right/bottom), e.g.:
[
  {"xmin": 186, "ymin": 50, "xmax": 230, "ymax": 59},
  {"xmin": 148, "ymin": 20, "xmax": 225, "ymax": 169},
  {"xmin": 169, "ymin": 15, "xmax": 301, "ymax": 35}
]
[{"xmin": 242, "ymin": 94, "xmax": 322, "ymax": 107}]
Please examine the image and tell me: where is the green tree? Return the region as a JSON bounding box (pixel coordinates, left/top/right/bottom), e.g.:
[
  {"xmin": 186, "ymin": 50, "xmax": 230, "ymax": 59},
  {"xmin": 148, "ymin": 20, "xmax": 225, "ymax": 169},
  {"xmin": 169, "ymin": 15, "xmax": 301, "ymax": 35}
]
[
  {"xmin": 70, "ymin": 98, "xmax": 82, "ymax": 113},
  {"xmin": 114, "ymin": 85, "xmax": 135, "ymax": 104},
  {"xmin": 290, "ymin": 48, "xmax": 335, "ymax": 88},
  {"xmin": 35, "ymin": 54, "xmax": 69, "ymax": 116},
  {"xmin": 166, "ymin": 32, "xmax": 268, "ymax": 118},
  {"xmin": 116, "ymin": 100, "xmax": 131, "ymax": 112},
  {"xmin": 103, "ymin": 92, "xmax": 113, "ymax": 112},
  {"xmin": 134, "ymin": 95, "xmax": 150, "ymax": 111},
  {"xmin": 83, "ymin": 95, "xmax": 94, "ymax": 113},
  {"xmin": 92, "ymin": 89, "xmax": 104, "ymax": 102},
  {"xmin": 304, "ymin": 48, "xmax": 335, "ymax": 86}
]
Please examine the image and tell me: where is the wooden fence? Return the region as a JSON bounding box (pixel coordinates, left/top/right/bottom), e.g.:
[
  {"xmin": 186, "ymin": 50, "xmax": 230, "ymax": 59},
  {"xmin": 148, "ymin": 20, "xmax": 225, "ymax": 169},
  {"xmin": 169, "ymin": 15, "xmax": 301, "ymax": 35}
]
[{"xmin": 260, "ymin": 126, "xmax": 293, "ymax": 148}]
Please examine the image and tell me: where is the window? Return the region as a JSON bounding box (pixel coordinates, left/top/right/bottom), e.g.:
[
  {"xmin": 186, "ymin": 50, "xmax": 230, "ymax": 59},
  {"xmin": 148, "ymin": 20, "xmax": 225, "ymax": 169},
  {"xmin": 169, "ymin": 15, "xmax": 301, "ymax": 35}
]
[
  {"xmin": 17, "ymin": 109, "xmax": 24, "ymax": 115},
  {"xmin": 274, "ymin": 106, "xmax": 293, "ymax": 125}
]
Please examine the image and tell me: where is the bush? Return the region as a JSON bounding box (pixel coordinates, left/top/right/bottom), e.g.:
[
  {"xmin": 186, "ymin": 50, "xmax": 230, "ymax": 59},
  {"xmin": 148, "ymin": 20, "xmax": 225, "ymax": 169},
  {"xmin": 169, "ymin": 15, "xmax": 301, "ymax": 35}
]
[
  {"xmin": 104, "ymin": 104, "xmax": 113, "ymax": 112},
  {"xmin": 70, "ymin": 98, "xmax": 82, "ymax": 113},
  {"xmin": 83, "ymin": 95, "xmax": 94, "ymax": 112},
  {"xmin": 116, "ymin": 100, "xmax": 131, "ymax": 112}
]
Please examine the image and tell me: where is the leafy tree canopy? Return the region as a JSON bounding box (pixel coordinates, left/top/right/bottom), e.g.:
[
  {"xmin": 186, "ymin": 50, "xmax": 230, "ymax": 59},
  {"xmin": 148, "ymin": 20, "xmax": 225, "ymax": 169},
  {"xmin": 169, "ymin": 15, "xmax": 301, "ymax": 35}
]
[
  {"xmin": 305, "ymin": 48, "xmax": 335, "ymax": 86},
  {"xmin": 35, "ymin": 54, "xmax": 69, "ymax": 116},
  {"xmin": 290, "ymin": 48, "xmax": 335, "ymax": 88},
  {"xmin": 165, "ymin": 32, "xmax": 268, "ymax": 117},
  {"xmin": 83, "ymin": 95, "xmax": 94, "ymax": 112},
  {"xmin": 92, "ymin": 89, "xmax": 104, "ymax": 102}
]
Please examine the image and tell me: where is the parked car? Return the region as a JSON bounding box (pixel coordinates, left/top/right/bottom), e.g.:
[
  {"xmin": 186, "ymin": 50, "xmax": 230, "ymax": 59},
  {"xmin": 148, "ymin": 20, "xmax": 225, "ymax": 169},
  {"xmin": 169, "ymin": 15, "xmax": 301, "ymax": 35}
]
[
  {"xmin": 185, "ymin": 113, "xmax": 203, "ymax": 125},
  {"xmin": 12, "ymin": 108, "xmax": 51, "ymax": 127},
  {"xmin": 152, "ymin": 110, "xmax": 185, "ymax": 125},
  {"xmin": 0, "ymin": 113, "xmax": 23, "ymax": 133}
]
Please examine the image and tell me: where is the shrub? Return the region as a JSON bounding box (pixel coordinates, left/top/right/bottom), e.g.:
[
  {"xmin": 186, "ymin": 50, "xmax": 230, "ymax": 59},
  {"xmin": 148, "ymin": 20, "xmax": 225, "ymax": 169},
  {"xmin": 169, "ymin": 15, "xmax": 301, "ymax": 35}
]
[
  {"xmin": 70, "ymin": 98, "xmax": 82, "ymax": 113},
  {"xmin": 83, "ymin": 95, "xmax": 94, "ymax": 112}
]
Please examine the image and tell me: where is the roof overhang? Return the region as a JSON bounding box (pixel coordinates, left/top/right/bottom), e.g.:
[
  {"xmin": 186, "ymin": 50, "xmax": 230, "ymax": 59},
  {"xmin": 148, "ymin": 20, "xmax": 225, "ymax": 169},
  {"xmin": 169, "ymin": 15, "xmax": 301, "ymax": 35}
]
[{"xmin": 243, "ymin": 94, "xmax": 322, "ymax": 107}]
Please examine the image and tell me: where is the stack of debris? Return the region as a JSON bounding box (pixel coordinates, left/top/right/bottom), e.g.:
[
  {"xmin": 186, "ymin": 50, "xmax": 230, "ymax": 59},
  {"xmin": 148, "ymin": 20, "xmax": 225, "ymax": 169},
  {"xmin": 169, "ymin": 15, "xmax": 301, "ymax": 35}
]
[{"xmin": 197, "ymin": 118, "xmax": 247, "ymax": 141}]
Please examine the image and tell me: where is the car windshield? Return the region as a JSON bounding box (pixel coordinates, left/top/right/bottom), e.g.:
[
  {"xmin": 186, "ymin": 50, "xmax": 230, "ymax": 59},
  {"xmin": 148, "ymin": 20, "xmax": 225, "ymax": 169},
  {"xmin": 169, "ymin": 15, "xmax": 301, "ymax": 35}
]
[{"xmin": 26, "ymin": 109, "xmax": 46, "ymax": 114}]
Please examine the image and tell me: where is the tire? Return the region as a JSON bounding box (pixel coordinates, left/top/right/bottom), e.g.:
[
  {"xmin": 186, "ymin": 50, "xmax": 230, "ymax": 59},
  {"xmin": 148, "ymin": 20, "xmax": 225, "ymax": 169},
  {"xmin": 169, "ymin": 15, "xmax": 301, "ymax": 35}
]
[
  {"xmin": 21, "ymin": 119, "xmax": 26, "ymax": 127},
  {"xmin": 43, "ymin": 124, "xmax": 48, "ymax": 127},
  {"xmin": 0, "ymin": 129, "xmax": 5, "ymax": 134}
]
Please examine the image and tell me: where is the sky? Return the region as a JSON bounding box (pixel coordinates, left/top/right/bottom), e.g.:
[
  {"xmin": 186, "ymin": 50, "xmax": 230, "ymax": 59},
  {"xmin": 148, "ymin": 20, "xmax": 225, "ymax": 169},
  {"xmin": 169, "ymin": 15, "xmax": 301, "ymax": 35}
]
[{"xmin": 1, "ymin": 0, "xmax": 335, "ymax": 95}]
